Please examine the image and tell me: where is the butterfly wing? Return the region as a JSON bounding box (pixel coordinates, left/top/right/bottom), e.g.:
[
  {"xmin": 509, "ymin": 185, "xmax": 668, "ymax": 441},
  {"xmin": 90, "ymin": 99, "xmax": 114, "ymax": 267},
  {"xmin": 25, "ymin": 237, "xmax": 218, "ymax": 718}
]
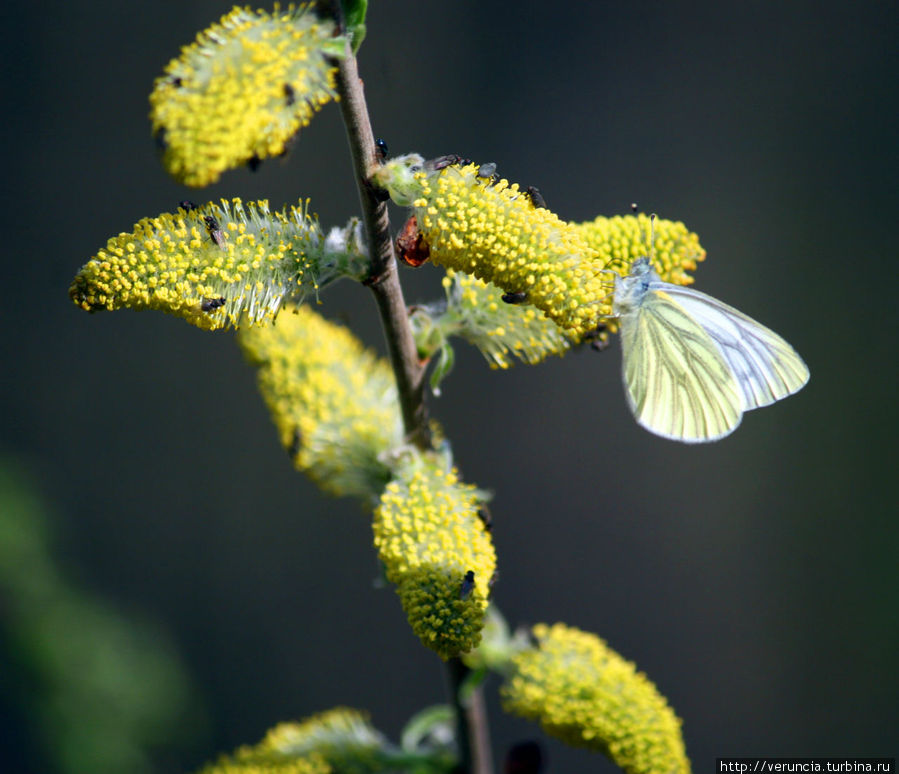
[
  {"xmin": 619, "ymin": 289, "xmax": 744, "ymax": 442},
  {"xmin": 657, "ymin": 283, "xmax": 810, "ymax": 411}
]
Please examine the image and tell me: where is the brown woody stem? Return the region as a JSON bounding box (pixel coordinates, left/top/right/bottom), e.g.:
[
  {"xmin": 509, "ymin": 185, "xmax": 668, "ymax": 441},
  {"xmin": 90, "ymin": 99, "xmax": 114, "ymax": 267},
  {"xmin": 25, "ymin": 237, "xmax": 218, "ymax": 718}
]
[
  {"xmin": 332, "ymin": 42, "xmax": 430, "ymax": 449},
  {"xmin": 329, "ymin": 19, "xmax": 493, "ymax": 774}
]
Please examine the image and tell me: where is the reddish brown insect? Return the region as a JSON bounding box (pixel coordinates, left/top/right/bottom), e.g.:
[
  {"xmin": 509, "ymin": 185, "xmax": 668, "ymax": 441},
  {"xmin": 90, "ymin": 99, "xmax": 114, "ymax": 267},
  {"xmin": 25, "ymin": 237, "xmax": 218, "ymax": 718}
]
[{"xmin": 395, "ymin": 215, "xmax": 431, "ymax": 267}]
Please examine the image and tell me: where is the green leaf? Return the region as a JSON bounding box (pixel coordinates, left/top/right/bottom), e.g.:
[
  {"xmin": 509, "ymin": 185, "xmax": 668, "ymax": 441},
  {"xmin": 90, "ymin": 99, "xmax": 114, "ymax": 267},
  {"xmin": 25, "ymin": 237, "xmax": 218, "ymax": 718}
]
[
  {"xmin": 350, "ymin": 23, "xmax": 366, "ymax": 53},
  {"xmin": 429, "ymin": 340, "xmax": 455, "ymax": 397},
  {"xmin": 340, "ymin": 0, "xmax": 368, "ymax": 53},
  {"xmin": 458, "ymin": 666, "xmax": 489, "ymax": 704},
  {"xmin": 409, "ymin": 305, "xmax": 446, "ymax": 362},
  {"xmin": 399, "ymin": 705, "xmax": 454, "ymax": 753}
]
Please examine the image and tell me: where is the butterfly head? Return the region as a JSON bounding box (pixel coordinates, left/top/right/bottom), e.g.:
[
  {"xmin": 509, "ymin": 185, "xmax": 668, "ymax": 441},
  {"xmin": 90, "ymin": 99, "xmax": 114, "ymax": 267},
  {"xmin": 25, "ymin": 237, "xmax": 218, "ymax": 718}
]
[
  {"xmin": 628, "ymin": 255, "xmax": 653, "ymax": 276},
  {"xmin": 613, "ymin": 256, "xmax": 661, "ymax": 315}
]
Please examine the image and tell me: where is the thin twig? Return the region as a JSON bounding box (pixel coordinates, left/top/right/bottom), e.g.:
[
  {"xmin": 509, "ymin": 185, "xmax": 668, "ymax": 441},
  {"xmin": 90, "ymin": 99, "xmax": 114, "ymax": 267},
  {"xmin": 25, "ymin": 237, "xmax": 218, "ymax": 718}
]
[
  {"xmin": 447, "ymin": 659, "xmax": 495, "ymax": 774},
  {"xmin": 326, "ymin": 12, "xmax": 493, "ymax": 774},
  {"xmin": 331, "ymin": 40, "xmax": 430, "ymax": 449}
]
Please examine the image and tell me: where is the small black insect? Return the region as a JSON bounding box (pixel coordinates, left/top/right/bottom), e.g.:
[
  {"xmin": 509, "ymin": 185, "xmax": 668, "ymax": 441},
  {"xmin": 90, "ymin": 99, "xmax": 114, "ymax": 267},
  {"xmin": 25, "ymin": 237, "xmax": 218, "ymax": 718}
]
[
  {"xmin": 460, "ymin": 570, "xmax": 476, "ymax": 600},
  {"xmin": 200, "ymin": 296, "xmax": 226, "ymax": 312},
  {"xmin": 374, "ymin": 138, "xmax": 388, "ymax": 162},
  {"xmin": 501, "ymin": 291, "xmax": 528, "ymax": 304},
  {"xmin": 288, "ymin": 428, "xmax": 302, "ymax": 460},
  {"xmin": 583, "ymin": 323, "xmax": 607, "ymax": 340},
  {"xmin": 203, "ymin": 215, "xmax": 227, "ymax": 249},
  {"xmin": 585, "ymin": 323, "xmax": 609, "ymax": 352},
  {"xmin": 247, "ymin": 155, "xmax": 263, "ymax": 172},
  {"xmin": 477, "ymin": 162, "xmax": 497, "ymax": 179},
  {"xmin": 526, "ymin": 186, "xmax": 547, "ymax": 209},
  {"xmin": 426, "ymin": 154, "xmax": 461, "ymax": 172},
  {"xmin": 284, "ymin": 83, "xmax": 295, "ymax": 106},
  {"xmin": 178, "ymin": 200, "xmax": 198, "ymax": 212},
  {"xmin": 425, "ymin": 154, "xmax": 473, "ymax": 172}
]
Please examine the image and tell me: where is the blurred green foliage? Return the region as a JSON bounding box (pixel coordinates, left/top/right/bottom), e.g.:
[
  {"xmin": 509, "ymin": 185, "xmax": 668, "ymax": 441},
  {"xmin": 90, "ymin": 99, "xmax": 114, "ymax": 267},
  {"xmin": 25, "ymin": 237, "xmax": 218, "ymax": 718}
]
[{"xmin": 0, "ymin": 456, "xmax": 205, "ymax": 774}]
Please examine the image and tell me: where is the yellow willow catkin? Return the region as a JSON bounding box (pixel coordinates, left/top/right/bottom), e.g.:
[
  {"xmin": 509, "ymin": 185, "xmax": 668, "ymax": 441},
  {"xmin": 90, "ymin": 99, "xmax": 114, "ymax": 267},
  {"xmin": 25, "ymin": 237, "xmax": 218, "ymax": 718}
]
[
  {"xmin": 503, "ymin": 623, "xmax": 689, "ymax": 774},
  {"xmin": 411, "ymin": 162, "xmax": 608, "ymax": 337},
  {"xmin": 441, "ymin": 269, "xmax": 576, "ymax": 368},
  {"xmin": 150, "ymin": 6, "xmax": 343, "ymax": 186},
  {"xmin": 373, "ymin": 456, "xmax": 496, "ymax": 659},
  {"xmin": 238, "ymin": 306, "xmax": 404, "ymax": 500},
  {"xmin": 374, "ymin": 157, "xmax": 707, "ymax": 338},
  {"xmin": 197, "ymin": 708, "xmax": 386, "ymax": 774},
  {"xmin": 69, "ymin": 199, "xmax": 355, "ymax": 331}
]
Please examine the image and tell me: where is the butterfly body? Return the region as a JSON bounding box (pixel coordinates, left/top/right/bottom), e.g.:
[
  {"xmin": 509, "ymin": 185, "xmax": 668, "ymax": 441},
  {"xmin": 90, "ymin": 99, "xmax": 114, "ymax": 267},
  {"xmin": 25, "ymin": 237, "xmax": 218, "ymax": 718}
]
[{"xmin": 614, "ymin": 257, "xmax": 809, "ymax": 443}]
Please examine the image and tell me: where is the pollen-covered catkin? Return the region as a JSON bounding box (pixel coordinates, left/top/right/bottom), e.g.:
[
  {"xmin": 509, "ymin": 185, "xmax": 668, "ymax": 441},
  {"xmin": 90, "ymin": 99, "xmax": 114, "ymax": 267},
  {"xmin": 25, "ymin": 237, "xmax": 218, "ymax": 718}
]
[
  {"xmin": 502, "ymin": 623, "xmax": 689, "ymax": 774},
  {"xmin": 197, "ymin": 707, "xmax": 386, "ymax": 774},
  {"xmin": 373, "ymin": 456, "xmax": 496, "ymax": 659},
  {"xmin": 70, "ymin": 200, "xmax": 366, "ymax": 331},
  {"xmin": 575, "ymin": 214, "xmax": 705, "ymax": 290},
  {"xmin": 150, "ymin": 6, "xmax": 343, "ymax": 187},
  {"xmin": 411, "ymin": 163, "xmax": 609, "ymax": 337},
  {"xmin": 440, "ymin": 269, "xmax": 576, "ymax": 368},
  {"xmin": 238, "ymin": 306, "xmax": 403, "ymax": 500}
]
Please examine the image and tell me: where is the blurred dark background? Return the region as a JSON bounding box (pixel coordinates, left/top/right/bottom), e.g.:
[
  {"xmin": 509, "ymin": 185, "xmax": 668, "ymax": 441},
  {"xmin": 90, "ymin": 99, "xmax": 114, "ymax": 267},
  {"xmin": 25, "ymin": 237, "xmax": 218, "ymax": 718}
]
[{"xmin": 2, "ymin": 1, "xmax": 896, "ymax": 771}]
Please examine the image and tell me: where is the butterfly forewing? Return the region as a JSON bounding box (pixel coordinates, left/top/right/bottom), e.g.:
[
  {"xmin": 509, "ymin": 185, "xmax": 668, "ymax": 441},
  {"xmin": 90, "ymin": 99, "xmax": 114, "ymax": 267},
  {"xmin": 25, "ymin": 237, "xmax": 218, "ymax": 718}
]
[
  {"xmin": 657, "ymin": 284, "xmax": 810, "ymax": 411},
  {"xmin": 620, "ymin": 290, "xmax": 743, "ymax": 442}
]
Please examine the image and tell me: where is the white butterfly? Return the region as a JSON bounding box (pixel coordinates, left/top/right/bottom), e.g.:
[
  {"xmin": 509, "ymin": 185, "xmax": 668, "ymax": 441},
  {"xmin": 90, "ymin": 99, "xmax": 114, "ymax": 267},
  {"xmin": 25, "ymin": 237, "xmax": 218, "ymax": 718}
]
[{"xmin": 613, "ymin": 257, "xmax": 810, "ymax": 443}]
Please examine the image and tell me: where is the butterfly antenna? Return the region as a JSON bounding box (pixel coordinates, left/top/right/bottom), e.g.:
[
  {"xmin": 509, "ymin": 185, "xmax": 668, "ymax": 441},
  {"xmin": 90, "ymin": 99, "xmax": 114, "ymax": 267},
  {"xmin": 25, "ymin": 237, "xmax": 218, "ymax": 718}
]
[
  {"xmin": 633, "ymin": 203, "xmax": 650, "ymax": 257},
  {"xmin": 649, "ymin": 212, "xmax": 657, "ymax": 266}
]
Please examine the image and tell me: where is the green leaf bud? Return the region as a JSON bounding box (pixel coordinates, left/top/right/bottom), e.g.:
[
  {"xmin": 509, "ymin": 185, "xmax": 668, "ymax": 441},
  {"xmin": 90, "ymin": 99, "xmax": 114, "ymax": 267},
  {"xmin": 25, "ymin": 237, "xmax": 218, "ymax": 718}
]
[{"xmin": 369, "ymin": 154, "xmax": 425, "ymax": 206}]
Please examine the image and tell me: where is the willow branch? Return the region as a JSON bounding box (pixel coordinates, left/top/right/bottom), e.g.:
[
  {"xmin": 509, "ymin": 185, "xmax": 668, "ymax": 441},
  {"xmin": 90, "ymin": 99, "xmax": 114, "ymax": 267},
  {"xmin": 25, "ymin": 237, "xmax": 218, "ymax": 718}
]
[
  {"xmin": 447, "ymin": 659, "xmax": 494, "ymax": 774},
  {"xmin": 331, "ymin": 43, "xmax": 430, "ymax": 448},
  {"xmin": 327, "ymin": 17, "xmax": 493, "ymax": 774}
]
